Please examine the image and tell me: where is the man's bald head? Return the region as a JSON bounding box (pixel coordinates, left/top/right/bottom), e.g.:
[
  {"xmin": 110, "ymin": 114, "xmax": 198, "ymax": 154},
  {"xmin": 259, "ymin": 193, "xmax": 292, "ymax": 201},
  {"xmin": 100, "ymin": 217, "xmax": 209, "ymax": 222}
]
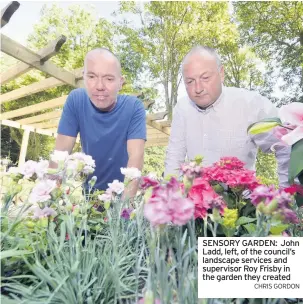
[
  {"xmin": 181, "ymin": 46, "xmax": 224, "ymax": 108},
  {"xmin": 83, "ymin": 48, "xmax": 124, "ymax": 110},
  {"xmin": 181, "ymin": 46, "xmax": 222, "ymax": 75},
  {"xmin": 84, "ymin": 48, "xmax": 122, "ymax": 75}
]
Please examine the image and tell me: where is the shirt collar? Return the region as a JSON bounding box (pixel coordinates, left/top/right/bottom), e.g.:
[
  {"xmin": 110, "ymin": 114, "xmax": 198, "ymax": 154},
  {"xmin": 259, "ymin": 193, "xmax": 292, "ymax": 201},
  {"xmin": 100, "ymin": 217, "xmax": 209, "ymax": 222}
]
[{"xmin": 190, "ymin": 86, "xmax": 225, "ymax": 114}]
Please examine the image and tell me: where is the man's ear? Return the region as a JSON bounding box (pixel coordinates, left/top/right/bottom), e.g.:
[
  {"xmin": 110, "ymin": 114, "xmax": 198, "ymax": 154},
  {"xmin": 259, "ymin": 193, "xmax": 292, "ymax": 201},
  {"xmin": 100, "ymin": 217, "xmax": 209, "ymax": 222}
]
[
  {"xmin": 220, "ymin": 66, "xmax": 225, "ymax": 83},
  {"xmin": 120, "ymin": 76, "xmax": 125, "ymax": 89}
]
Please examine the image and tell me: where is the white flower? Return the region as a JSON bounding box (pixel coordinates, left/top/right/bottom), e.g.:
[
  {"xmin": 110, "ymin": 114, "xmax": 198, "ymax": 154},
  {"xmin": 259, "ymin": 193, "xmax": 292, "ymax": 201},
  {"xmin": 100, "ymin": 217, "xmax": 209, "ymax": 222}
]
[
  {"xmin": 120, "ymin": 167, "xmax": 141, "ymax": 180},
  {"xmin": 66, "ymin": 160, "xmax": 78, "ymax": 177},
  {"xmin": 35, "ymin": 160, "xmax": 49, "ymax": 179},
  {"xmin": 50, "ymin": 150, "xmax": 69, "ymax": 162},
  {"xmin": 70, "ymin": 152, "xmax": 95, "ymax": 167},
  {"xmin": 7, "ymin": 167, "xmax": 20, "ymax": 175},
  {"xmin": 108, "ymin": 180, "xmax": 125, "ymax": 195},
  {"xmin": 29, "ymin": 180, "xmax": 57, "ymax": 203},
  {"xmin": 98, "ymin": 192, "xmax": 112, "ymax": 202},
  {"xmin": 82, "ymin": 165, "xmax": 95, "ymax": 175},
  {"xmin": 19, "ymin": 160, "xmax": 38, "ymax": 178}
]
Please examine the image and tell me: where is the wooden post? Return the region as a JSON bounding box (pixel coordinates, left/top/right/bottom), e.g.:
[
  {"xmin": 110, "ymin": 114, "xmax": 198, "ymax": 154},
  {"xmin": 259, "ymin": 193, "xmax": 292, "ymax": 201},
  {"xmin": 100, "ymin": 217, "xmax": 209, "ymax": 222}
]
[{"xmin": 18, "ymin": 129, "xmax": 30, "ymax": 167}]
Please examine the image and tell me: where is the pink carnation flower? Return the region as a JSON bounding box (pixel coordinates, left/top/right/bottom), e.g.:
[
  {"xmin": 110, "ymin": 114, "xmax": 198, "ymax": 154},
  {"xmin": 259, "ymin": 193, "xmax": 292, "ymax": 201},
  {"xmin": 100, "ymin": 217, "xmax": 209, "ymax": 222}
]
[
  {"xmin": 29, "ymin": 180, "xmax": 57, "ymax": 203},
  {"xmin": 35, "ymin": 160, "xmax": 49, "ymax": 179},
  {"xmin": 188, "ymin": 177, "xmax": 226, "ymax": 219},
  {"xmin": 108, "ymin": 180, "xmax": 124, "ymax": 195},
  {"xmin": 140, "ymin": 176, "xmax": 159, "ymax": 190},
  {"xmin": 32, "ymin": 206, "xmax": 57, "ymax": 219},
  {"xmin": 144, "ymin": 177, "xmax": 194, "ymax": 226},
  {"xmin": 19, "ymin": 160, "xmax": 37, "ymax": 178}
]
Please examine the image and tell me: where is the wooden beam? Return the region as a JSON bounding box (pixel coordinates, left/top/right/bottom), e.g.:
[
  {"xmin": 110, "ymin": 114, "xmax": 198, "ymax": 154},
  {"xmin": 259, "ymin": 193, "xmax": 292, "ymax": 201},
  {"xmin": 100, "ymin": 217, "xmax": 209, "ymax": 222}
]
[
  {"xmin": 0, "ymin": 77, "xmax": 63, "ymax": 104},
  {"xmin": 159, "ymin": 120, "xmax": 171, "ymax": 127},
  {"xmin": 147, "ymin": 128, "xmax": 167, "ymax": 135},
  {"xmin": 146, "ymin": 137, "xmax": 168, "ymax": 147},
  {"xmin": 43, "ymin": 128, "xmax": 58, "ymax": 133},
  {"xmin": 39, "ymin": 36, "xmax": 67, "ymax": 63},
  {"xmin": 1, "ymin": 1, "xmax": 20, "ymax": 28},
  {"xmin": 18, "ymin": 129, "xmax": 30, "ymax": 166},
  {"xmin": 147, "ymin": 111, "xmax": 168, "ymax": 121},
  {"xmin": 1, "ymin": 34, "xmax": 76, "ymax": 86},
  {"xmin": 1, "ymin": 35, "xmax": 67, "ymax": 84},
  {"xmin": 143, "ymin": 100, "xmax": 155, "ymax": 110},
  {"xmin": 1, "ymin": 119, "xmax": 80, "ymax": 144},
  {"xmin": 29, "ymin": 119, "xmax": 60, "ymax": 129},
  {"xmin": 1, "ymin": 95, "xmax": 66, "ymax": 120},
  {"xmin": 1, "ymin": 119, "xmax": 57, "ymax": 137},
  {"xmin": 146, "ymin": 117, "xmax": 170, "ymax": 136},
  {"xmin": 146, "ymin": 142, "xmax": 168, "ymax": 147},
  {"xmin": 16, "ymin": 110, "xmax": 62, "ymax": 125}
]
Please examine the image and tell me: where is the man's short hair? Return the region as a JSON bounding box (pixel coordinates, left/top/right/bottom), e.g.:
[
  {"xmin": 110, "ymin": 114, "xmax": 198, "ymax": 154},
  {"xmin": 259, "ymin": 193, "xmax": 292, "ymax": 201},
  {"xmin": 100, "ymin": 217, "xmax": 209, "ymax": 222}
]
[{"xmin": 181, "ymin": 46, "xmax": 222, "ymax": 72}]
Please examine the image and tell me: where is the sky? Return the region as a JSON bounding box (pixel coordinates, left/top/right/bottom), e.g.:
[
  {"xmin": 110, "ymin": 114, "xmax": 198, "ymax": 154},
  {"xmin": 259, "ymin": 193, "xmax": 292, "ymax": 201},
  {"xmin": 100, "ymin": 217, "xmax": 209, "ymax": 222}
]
[
  {"xmin": 0, "ymin": 1, "xmax": 283, "ymax": 100},
  {"xmin": 1, "ymin": 0, "xmax": 174, "ymax": 103},
  {"xmin": 1, "ymin": 1, "xmax": 121, "ymax": 46}
]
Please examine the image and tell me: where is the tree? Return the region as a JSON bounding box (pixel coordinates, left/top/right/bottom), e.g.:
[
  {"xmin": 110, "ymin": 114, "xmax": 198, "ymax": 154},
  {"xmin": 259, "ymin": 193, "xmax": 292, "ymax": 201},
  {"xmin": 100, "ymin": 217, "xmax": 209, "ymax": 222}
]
[
  {"xmin": 27, "ymin": 3, "xmax": 145, "ymax": 93},
  {"xmin": 143, "ymin": 146, "xmax": 166, "ymax": 177},
  {"xmin": 234, "ymin": 1, "xmax": 303, "ymax": 105},
  {"xmin": 115, "ymin": 1, "xmax": 239, "ymax": 115}
]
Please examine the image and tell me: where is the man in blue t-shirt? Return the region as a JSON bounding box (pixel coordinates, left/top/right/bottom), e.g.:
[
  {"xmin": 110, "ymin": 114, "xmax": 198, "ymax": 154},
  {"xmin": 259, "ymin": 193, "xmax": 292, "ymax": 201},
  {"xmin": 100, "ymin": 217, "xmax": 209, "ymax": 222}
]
[{"xmin": 53, "ymin": 48, "xmax": 146, "ymax": 197}]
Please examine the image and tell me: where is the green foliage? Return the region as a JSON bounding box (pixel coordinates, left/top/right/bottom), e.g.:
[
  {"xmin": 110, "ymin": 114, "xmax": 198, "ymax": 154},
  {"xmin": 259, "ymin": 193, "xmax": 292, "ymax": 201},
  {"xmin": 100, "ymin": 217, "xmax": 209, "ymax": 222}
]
[
  {"xmin": 143, "ymin": 146, "xmax": 166, "ymax": 177},
  {"xmin": 234, "ymin": 1, "xmax": 303, "ymax": 104},
  {"xmin": 28, "ymin": 4, "xmax": 113, "ymax": 70},
  {"xmin": 221, "ymin": 44, "xmax": 266, "ymax": 91},
  {"xmin": 256, "ymin": 149, "xmax": 278, "ymax": 188},
  {"xmin": 115, "ymin": 1, "xmax": 240, "ymax": 114}
]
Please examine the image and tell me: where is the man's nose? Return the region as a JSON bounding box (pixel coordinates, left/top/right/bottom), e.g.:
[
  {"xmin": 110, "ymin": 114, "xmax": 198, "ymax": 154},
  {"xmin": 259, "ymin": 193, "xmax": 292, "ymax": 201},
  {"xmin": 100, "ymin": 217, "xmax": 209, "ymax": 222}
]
[
  {"xmin": 96, "ymin": 77, "xmax": 105, "ymax": 90},
  {"xmin": 195, "ymin": 80, "xmax": 204, "ymax": 94}
]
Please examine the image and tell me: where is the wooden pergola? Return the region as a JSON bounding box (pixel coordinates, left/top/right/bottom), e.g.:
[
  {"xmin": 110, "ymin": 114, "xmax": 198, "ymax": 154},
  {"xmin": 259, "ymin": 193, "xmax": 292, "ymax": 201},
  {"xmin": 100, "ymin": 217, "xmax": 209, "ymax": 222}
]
[{"xmin": 0, "ymin": 2, "xmax": 171, "ymax": 166}]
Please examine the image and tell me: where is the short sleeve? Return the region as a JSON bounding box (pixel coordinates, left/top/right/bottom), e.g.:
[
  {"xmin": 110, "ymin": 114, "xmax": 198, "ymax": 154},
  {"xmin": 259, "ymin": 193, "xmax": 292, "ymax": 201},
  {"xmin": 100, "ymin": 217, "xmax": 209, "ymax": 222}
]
[
  {"xmin": 127, "ymin": 99, "xmax": 146, "ymax": 141},
  {"xmin": 57, "ymin": 91, "xmax": 79, "ymax": 137}
]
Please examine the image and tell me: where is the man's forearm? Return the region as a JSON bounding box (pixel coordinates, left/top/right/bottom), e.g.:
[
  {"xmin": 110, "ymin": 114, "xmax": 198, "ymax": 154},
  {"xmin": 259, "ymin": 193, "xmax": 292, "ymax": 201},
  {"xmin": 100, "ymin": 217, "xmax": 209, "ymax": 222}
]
[{"xmin": 124, "ymin": 156, "xmax": 144, "ymax": 199}]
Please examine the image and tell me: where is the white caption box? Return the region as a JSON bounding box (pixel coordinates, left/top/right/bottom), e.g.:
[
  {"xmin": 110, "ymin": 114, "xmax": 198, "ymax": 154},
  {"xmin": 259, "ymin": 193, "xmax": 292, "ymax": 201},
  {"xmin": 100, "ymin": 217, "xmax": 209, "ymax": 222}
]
[{"xmin": 198, "ymin": 237, "xmax": 303, "ymax": 298}]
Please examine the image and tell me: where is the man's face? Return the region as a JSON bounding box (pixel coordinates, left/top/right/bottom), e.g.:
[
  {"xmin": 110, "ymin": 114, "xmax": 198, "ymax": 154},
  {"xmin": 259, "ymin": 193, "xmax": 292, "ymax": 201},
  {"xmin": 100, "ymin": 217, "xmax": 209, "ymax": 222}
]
[
  {"xmin": 83, "ymin": 53, "xmax": 124, "ymax": 110},
  {"xmin": 183, "ymin": 53, "xmax": 224, "ymax": 107}
]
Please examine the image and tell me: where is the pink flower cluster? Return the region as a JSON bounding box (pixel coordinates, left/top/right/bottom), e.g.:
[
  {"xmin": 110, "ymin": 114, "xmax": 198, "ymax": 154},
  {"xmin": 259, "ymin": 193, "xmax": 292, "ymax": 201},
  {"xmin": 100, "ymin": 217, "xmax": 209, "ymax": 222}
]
[
  {"xmin": 19, "ymin": 160, "xmax": 49, "ymax": 179},
  {"xmin": 140, "ymin": 176, "xmax": 159, "ymax": 190},
  {"xmin": 29, "ymin": 180, "xmax": 57, "ymax": 203},
  {"xmin": 67, "ymin": 152, "xmax": 96, "ymax": 175},
  {"xmin": 144, "ymin": 177, "xmax": 194, "ymax": 226},
  {"xmin": 31, "ymin": 206, "xmax": 57, "ymax": 219},
  {"xmin": 187, "ymin": 178, "xmax": 226, "ymax": 219},
  {"xmin": 98, "ymin": 180, "xmax": 125, "ymax": 202},
  {"xmin": 250, "ymin": 185, "xmax": 299, "ymax": 224},
  {"xmin": 202, "ymin": 157, "xmax": 260, "ymax": 191},
  {"xmin": 181, "ymin": 161, "xmax": 202, "ymax": 179}
]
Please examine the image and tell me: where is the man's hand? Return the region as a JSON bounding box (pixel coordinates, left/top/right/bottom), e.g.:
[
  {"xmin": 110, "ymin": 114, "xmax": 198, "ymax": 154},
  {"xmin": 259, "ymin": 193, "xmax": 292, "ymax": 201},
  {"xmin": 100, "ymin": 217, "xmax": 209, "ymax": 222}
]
[{"xmin": 123, "ymin": 139, "xmax": 145, "ymax": 201}]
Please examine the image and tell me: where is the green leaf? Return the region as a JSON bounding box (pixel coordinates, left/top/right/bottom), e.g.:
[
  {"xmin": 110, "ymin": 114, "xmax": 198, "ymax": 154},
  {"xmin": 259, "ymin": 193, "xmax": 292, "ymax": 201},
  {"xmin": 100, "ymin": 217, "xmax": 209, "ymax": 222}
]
[
  {"xmin": 269, "ymin": 223, "xmax": 289, "ymax": 235},
  {"xmin": 236, "ymin": 216, "xmax": 257, "ymax": 226},
  {"xmin": 247, "ymin": 118, "xmax": 281, "ymax": 135},
  {"xmin": 222, "ymin": 226, "xmax": 236, "ymax": 237},
  {"xmin": 0, "ymin": 249, "xmax": 33, "ymax": 260},
  {"xmin": 243, "ymin": 223, "xmax": 257, "ymax": 234},
  {"xmin": 288, "ymin": 139, "xmax": 303, "ymax": 183}
]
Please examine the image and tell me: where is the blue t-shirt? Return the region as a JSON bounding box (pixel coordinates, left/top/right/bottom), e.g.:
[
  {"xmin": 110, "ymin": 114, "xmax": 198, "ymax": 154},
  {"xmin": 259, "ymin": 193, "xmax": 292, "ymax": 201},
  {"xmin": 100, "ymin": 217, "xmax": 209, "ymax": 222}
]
[{"xmin": 58, "ymin": 88, "xmax": 146, "ymax": 190}]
